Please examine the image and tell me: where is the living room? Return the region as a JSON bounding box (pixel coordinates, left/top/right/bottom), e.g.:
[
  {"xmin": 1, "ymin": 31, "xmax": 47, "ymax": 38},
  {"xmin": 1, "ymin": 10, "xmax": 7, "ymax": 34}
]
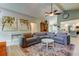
[{"xmin": 0, "ymin": 3, "xmax": 79, "ymax": 56}]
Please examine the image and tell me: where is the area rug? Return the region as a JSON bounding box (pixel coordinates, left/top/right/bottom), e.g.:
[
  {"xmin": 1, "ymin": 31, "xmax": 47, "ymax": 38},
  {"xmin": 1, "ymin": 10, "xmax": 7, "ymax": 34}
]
[{"xmin": 21, "ymin": 43, "xmax": 75, "ymax": 56}]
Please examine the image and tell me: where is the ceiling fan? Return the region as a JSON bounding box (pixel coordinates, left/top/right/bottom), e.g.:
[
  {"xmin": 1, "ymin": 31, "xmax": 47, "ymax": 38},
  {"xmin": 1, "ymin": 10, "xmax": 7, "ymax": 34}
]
[{"xmin": 45, "ymin": 3, "xmax": 61, "ymax": 16}]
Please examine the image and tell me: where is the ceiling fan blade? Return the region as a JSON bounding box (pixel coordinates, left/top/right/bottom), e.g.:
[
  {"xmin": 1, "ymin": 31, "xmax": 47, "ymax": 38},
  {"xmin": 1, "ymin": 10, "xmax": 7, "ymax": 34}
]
[
  {"xmin": 54, "ymin": 13, "xmax": 61, "ymax": 15},
  {"xmin": 54, "ymin": 10, "xmax": 58, "ymax": 12},
  {"xmin": 45, "ymin": 12, "xmax": 49, "ymax": 16},
  {"xmin": 45, "ymin": 12, "xmax": 53, "ymax": 15},
  {"xmin": 45, "ymin": 12, "xmax": 50, "ymax": 14}
]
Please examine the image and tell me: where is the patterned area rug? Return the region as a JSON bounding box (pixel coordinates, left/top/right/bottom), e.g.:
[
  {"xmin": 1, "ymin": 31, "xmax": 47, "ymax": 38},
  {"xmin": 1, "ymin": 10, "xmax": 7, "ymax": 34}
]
[{"xmin": 21, "ymin": 43, "xmax": 75, "ymax": 56}]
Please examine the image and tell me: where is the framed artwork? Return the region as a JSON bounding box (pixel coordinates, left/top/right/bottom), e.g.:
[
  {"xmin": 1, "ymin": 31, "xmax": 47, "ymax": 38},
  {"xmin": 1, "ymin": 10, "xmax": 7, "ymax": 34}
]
[
  {"xmin": 1, "ymin": 16, "xmax": 31, "ymax": 31},
  {"xmin": 0, "ymin": 18, "xmax": 2, "ymax": 31},
  {"xmin": 2, "ymin": 16, "xmax": 17, "ymax": 31},
  {"xmin": 18, "ymin": 19, "xmax": 31, "ymax": 31}
]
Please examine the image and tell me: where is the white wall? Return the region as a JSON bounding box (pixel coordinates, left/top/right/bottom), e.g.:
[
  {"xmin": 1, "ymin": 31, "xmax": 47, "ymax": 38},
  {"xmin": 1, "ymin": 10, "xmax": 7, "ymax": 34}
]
[
  {"xmin": 46, "ymin": 15, "xmax": 58, "ymax": 33},
  {"xmin": 30, "ymin": 22, "xmax": 37, "ymax": 33},
  {"xmin": 0, "ymin": 8, "xmax": 36, "ymax": 46}
]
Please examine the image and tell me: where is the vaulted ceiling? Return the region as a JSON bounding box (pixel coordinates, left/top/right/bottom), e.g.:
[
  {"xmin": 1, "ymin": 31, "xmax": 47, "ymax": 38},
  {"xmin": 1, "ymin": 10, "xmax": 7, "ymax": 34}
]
[
  {"xmin": 0, "ymin": 3, "xmax": 79, "ymax": 18},
  {"xmin": 59, "ymin": 3, "xmax": 79, "ymax": 10}
]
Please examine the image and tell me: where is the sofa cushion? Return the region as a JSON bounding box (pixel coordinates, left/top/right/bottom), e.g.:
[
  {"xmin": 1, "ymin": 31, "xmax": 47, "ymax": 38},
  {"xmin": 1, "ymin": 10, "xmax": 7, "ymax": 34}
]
[
  {"xmin": 33, "ymin": 32, "xmax": 47, "ymax": 36},
  {"xmin": 26, "ymin": 36, "xmax": 39, "ymax": 41},
  {"xmin": 47, "ymin": 32, "xmax": 55, "ymax": 37},
  {"xmin": 23, "ymin": 33, "xmax": 33, "ymax": 38},
  {"xmin": 47, "ymin": 32, "xmax": 55, "ymax": 35},
  {"xmin": 57, "ymin": 32, "xmax": 67, "ymax": 36},
  {"xmin": 39, "ymin": 35, "xmax": 50, "ymax": 39},
  {"xmin": 54, "ymin": 36, "xmax": 65, "ymax": 41}
]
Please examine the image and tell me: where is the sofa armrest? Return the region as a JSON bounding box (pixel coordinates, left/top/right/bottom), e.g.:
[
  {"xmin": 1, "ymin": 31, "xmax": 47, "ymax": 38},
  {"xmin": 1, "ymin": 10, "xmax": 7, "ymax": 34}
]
[
  {"xmin": 63, "ymin": 35, "xmax": 70, "ymax": 45},
  {"xmin": 20, "ymin": 38, "xmax": 27, "ymax": 48},
  {"xmin": 67, "ymin": 35, "xmax": 70, "ymax": 45}
]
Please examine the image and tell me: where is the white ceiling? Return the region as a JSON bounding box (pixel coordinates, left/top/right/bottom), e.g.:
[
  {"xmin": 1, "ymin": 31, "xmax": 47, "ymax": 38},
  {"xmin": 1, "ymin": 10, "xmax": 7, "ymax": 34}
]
[
  {"xmin": 0, "ymin": 3, "xmax": 79, "ymax": 18},
  {"xmin": 0, "ymin": 3, "xmax": 50, "ymax": 18},
  {"xmin": 59, "ymin": 3, "xmax": 79, "ymax": 10}
]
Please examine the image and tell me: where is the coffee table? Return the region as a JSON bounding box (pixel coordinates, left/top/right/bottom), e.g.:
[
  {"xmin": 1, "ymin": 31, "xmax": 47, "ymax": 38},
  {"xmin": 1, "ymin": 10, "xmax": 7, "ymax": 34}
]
[{"xmin": 41, "ymin": 38, "xmax": 54, "ymax": 51}]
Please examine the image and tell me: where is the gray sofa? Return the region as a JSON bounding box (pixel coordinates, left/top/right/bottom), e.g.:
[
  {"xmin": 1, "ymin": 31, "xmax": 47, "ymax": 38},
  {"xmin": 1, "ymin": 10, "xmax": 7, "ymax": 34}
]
[
  {"xmin": 21, "ymin": 32, "xmax": 70, "ymax": 48},
  {"xmin": 54, "ymin": 32, "xmax": 70, "ymax": 45}
]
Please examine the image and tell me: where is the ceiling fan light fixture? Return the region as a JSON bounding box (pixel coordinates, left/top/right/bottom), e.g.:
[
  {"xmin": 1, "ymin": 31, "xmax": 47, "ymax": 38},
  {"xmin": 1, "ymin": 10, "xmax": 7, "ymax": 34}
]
[
  {"xmin": 45, "ymin": 3, "xmax": 54, "ymax": 16},
  {"xmin": 49, "ymin": 12, "xmax": 54, "ymax": 16},
  {"xmin": 45, "ymin": 12, "xmax": 54, "ymax": 16},
  {"xmin": 45, "ymin": 3, "xmax": 61, "ymax": 16}
]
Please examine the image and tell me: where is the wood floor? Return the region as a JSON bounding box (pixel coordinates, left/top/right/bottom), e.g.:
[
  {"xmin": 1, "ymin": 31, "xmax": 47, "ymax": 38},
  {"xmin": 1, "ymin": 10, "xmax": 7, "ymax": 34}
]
[
  {"xmin": 7, "ymin": 45, "xmax": 25, "ymax": 56},
  {"xmin": 6, "ymin": 35, "xmax": 79, "ymax": 56}
]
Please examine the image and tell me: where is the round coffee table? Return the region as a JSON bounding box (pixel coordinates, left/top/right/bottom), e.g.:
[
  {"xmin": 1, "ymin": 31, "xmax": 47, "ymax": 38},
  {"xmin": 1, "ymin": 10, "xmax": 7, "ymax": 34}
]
[{"xmin": 41, "ymin": 38, "xmax": 54, "ymax": 50}]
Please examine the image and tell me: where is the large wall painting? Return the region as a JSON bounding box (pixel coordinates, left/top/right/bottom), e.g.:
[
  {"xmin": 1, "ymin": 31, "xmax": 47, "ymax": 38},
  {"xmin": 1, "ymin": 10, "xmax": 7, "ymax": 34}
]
[
  {"xmin": 2, "ymin": 16, "xmax": 17, "ymax": 31},
  {"xmin": 2, "ymin": 16, "xmax": 31, "ymax": 31},
  {"xmin": 18, "ymin": 19, "xmax": 31, "ymax": 31}
]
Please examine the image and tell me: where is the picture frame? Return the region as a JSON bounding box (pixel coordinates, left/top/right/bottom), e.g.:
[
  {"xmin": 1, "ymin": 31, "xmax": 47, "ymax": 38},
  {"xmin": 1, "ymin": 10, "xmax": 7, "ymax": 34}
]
[
  {"xmin": 18, "ymin": 18, "xmax": 31, "ymax": 31},
  {"xmin": 2, "ymin": 16, "xmax": 17, "ymax": 31}
]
